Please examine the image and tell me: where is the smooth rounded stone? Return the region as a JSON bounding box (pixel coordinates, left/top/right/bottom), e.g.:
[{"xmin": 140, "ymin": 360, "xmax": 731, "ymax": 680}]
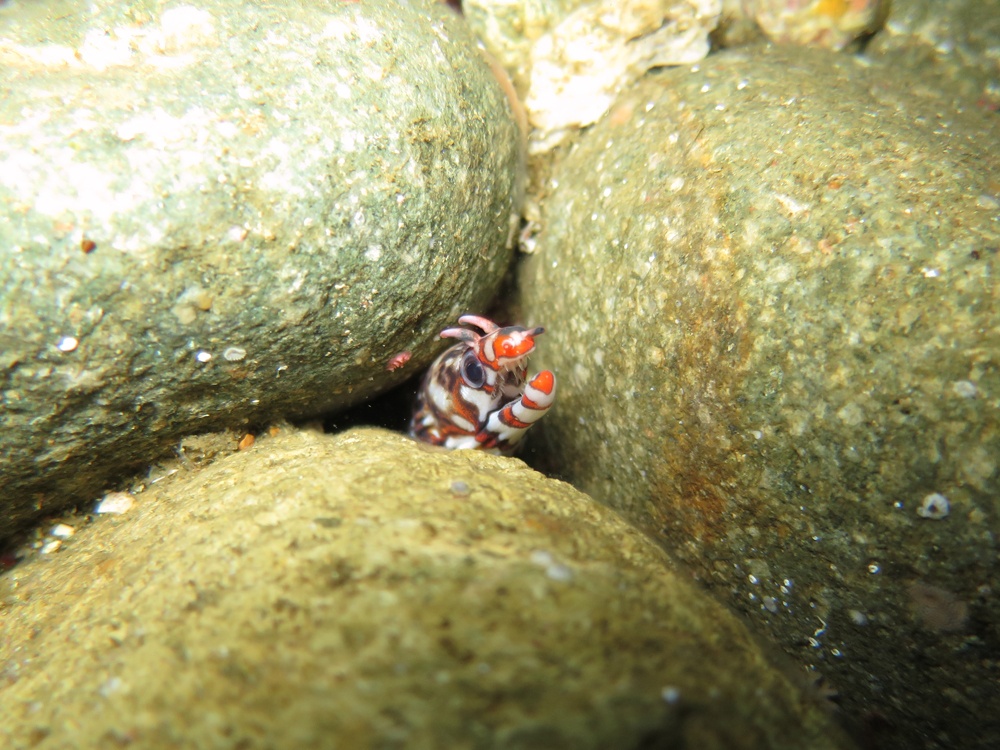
[
  {"xmin": 0, "ymin": 0, "xmax": 523, "ymax": 541},
  {"xmin": 0, "ymin": 427, "xmax": 853, "ymax": 750},
  {"xmin": 517, "ymin": 45, "xmax": 999, "ymax": 750}
]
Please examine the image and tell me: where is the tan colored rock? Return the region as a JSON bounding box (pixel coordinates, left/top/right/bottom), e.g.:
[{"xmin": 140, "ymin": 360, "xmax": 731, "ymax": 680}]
[{"xmin": 0, "ymin": 427, "xmax": 851, "ymax": 749}]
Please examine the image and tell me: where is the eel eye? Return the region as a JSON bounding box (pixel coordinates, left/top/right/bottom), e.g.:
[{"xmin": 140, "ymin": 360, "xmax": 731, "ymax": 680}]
[{"xmin": 460, "ymin": 351, "xmax": 486, "ymax": 388}]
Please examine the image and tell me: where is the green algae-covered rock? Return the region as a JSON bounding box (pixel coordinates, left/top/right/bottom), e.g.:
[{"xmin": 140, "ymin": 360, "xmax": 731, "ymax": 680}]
[
  {"xmin": 0, "ymin": 0, "xmax": 523, "ymax": 541},
  {"xmin": 517, "ymin": 45, "xmax": 999, "ymax": 750},
  {"xmin": 0, "ymin": 427, "xmax": 853, "ymax": 750}
]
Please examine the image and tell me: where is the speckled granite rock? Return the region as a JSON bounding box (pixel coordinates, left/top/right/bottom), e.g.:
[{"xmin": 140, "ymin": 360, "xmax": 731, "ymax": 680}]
[
  {"xmin": 0, "ymin": 427, "xmax": 853, "ymax": 750},
  {"xmin": 0, "ymin": 0, "xmax": 522, "ymax": 541},
  {"xmin": 517, "ymin": 45, "xmax": 1000, "ymax": 750},
  {"xmin": 866, "ymin": 0, "xmax": 1000, "ymax": 113}
]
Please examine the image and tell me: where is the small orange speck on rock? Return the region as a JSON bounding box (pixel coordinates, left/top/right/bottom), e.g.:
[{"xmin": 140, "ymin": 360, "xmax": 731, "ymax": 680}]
[
  {"xmin": 608, "ymin": 101, "xmax": 635, "ymax": 127},
  {"xmin": 81, "ymin": 237, "xmax": 96, "ymax": 253},
  {"xmin": 816, "ymin": 0, "xmax": 849, "ymax": 19},
  {"xmin": 268, "ymin": 425, "xmax": 281, "ymax": 437},
  {"xmin": 238, "ymin": 433, "xmax": 255, "ymax": 451}
]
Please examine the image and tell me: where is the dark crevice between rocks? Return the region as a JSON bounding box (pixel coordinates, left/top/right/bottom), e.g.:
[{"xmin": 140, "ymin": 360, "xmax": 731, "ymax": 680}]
[{"xmin": 320, "ymin": 375, "xmax": 419, "ymax": 437}]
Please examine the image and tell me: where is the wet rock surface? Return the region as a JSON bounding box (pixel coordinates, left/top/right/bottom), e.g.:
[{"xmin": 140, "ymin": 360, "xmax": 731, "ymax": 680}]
[
  {"xmin": 0, "ymin": 427, "xmax": 852, "ymax": 750},
  {"xmin": 517, "ymin": 44, "xmax": 1000, "ymax": 750},
  {"xmin": 0, "ymin": 0, "xmax": 522, "ymax": 540},
  {"xmin": 866, "ymin": 0, "xmax": 1000, "ymax": 113}
]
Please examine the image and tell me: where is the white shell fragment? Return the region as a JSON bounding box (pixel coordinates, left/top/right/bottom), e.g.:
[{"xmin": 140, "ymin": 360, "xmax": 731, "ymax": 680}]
[
  {"xmin": 917, "ymin": 493, "xmax": 950, "ymax": 520},
  {"xmin": 49, "ymin": 523, "xmax": 76, "ymax": 539},
  {"xmin": 57, "ymin": 336, "xmax": 79, "ymax": 352},
  {"xmin": 951, "ymin": 380, "xmax": 977, "ymax": 399},
  {"xmin": 40, "ymin": 539, "xmax": 62, "ymax": 554},
  {"xmin": 95, "ymin": 491, "xmax": 136, "ymax": 515},
  {"xmin": 529, "ymin": 549, "xmax": 575, "ymax": 581},
  {"xmin": 523, "ymin": 0, "xmax": 721, "ymax": 151}
]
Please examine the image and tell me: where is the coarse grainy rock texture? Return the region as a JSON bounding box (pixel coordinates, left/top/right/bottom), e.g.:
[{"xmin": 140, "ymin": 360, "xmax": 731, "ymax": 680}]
[
  {"xmin": 0, "ymin": 426, "xmax": 854, "ymax": 750},
  {"xmin": 0, "ymin": 0, "xmax": 523, "ymax": 542},
  {"xmin": 517, "ymin": 45, "xmax": 1000, "ymax": 750},
  {"xmin": 866, "ymin": 0, "xmax": 1000, "ymax": 113},
  {"xmin": 464, "ymin": 0, "xmax": 721, "ymax": 152}
]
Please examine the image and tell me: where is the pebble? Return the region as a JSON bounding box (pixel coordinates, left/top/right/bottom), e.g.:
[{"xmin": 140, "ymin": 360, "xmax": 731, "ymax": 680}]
[
  {"xmin": 49, "ymin": 523, "xmax": 76, "ymax": 539},
  {"xmin": 95, "ymin": 491, "xmax": 136, "ymax": 515}
]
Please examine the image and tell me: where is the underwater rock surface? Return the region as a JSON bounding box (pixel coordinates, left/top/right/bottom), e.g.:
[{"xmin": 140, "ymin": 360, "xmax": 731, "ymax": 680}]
[
  {"xmin": 0, "ymin": 427, "xmax": 853, "ymax": 750},
  {"xmin": 518, "ymin": 44, "xmax": 1000, "ymax": 750},
  {"xmin": 866, "ymin": 0, "xmax": 1000, "ymax": 114},
  {"xmin": 0, "ymin": 0, "xmax": 522, "ymax": 541}
]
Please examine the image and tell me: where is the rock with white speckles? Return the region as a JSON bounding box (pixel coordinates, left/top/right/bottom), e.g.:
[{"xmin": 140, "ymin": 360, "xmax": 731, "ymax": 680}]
[
  {"xmin": 0, "ymin": 427, "xmax": 853, "ymax": 749},
  {"xmin": 0, "ymin": 0, "xmax": 523, "ymax": 541},
  {"xmin": 517, "ymin": 45, "xmax": 1000, "ymax": 750}
]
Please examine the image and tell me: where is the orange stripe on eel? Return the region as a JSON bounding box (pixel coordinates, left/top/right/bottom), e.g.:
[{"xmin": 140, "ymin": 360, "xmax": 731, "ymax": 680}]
[{"xmin": 408, "ymin": 314, "xmax": 557, "ymax": 456}]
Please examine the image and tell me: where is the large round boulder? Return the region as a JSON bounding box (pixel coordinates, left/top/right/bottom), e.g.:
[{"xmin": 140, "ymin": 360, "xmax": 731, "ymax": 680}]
[
  {"xmin": 0, "ymin": 0, "xmax": 523, "ymax": 540},
  {"xmin": 0, "ymin": 427, "xmax": 852, "ymax": 749},
  {"xmin": 518, "ymin": 44, "xmax": 999, "ymax": 750}
]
